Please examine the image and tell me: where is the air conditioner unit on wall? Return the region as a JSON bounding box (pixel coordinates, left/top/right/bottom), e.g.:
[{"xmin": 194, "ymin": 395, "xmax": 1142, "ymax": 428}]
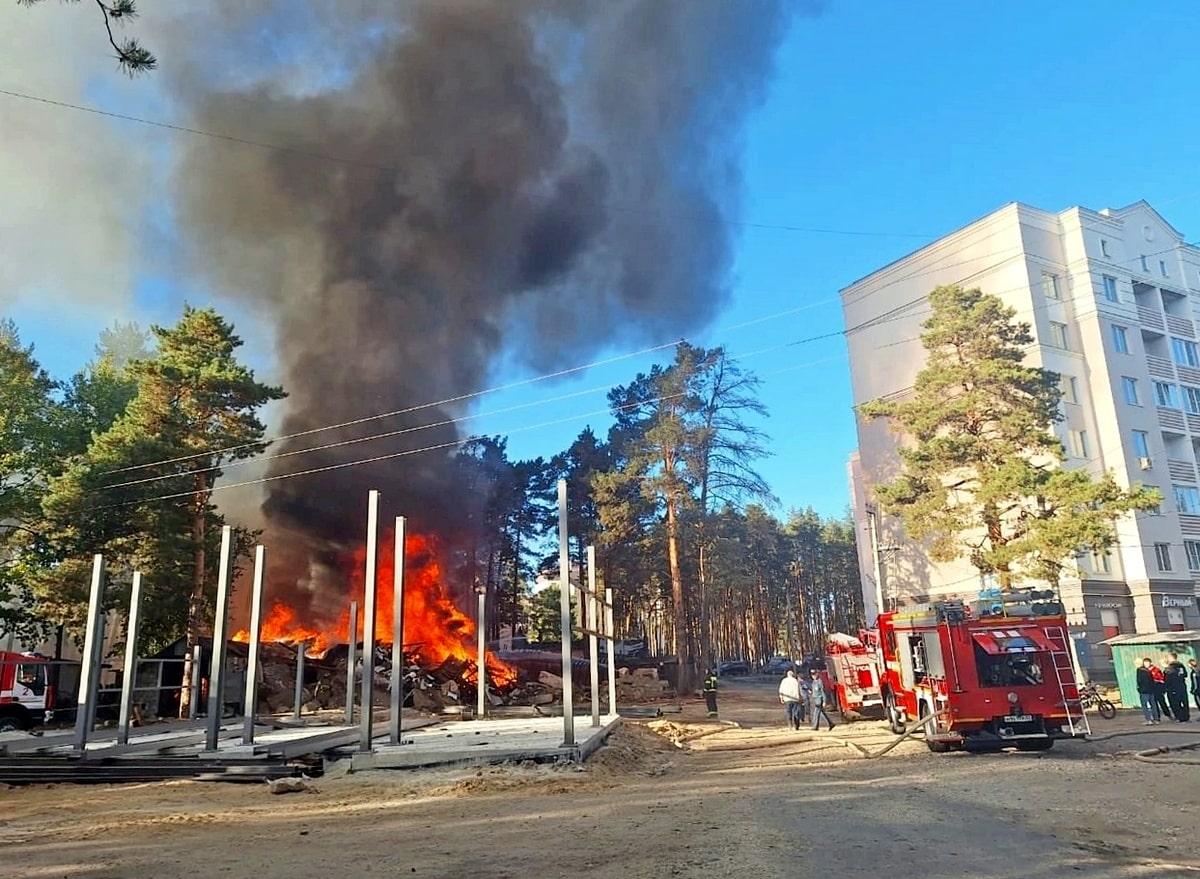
[{"xmin": 1139, "ymin": 456, "xmax": 1153, "ymax": 470}]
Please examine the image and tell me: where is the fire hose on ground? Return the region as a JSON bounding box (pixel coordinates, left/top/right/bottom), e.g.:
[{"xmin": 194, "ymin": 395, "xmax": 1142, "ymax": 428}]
[
  {"xmin": 671, "ymin": 707, "xmax": 1200, "ymax": 763},
  {"xmin": 1083, "ymin": 727, "xmax": 1200, "ymax": 766},
  {"xmin": 690, "ymin": 711, "xmax": 954, "ymax": 758}
]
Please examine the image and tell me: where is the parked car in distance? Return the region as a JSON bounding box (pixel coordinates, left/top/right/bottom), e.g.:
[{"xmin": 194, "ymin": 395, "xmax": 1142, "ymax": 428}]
[
  {"xmin": 763, "ymin": 656, "xmax": 798, "ymax": 675},
  {"xmin": 715, "ymin": 660, "xmax": 752, "ymax": 677}
]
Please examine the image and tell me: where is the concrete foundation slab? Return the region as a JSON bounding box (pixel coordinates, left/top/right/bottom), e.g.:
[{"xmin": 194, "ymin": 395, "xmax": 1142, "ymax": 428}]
[{"xmin": 349, "ymin": 713, "xmax": 621, "ymax": 771}]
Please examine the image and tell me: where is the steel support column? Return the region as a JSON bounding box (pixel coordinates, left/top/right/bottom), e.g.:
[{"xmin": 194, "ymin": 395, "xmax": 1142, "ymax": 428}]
[
  {"xmin": 388, "ymin": 517, "xmax": 407, "ymax": 744},
  {"xmin": 73, "ymin": 555, "xmax": 106, "ymax": 752},
  {"xmin": 606, "ymin": 587, "xmax": 617, "ymax": 717},
  {"xmin": 243, "ymin": 545, "xmax": 267, "ymax": 745},
  {"xmin": 587, "ymin": 546, "xmax": 600, "ymax": 727},
  {"xmin": 117, "ymin": 571, "xmax": 144, "ymax": 745},
  {"xmin": 345, "ymin": 600, "xmax": 358, "ymax": 726},
  {"xmin": 558, "ymin": 479, "xmax": 574, "ymax": 746},
  {"xmin": 293, "ymin": 643, "xmax": 307, "ymax": 719},
  {"xmin": 476, "ymin": 590, "xmax": 487, "ymax": 719},
  {"xmin": 205, "ymin": 526, "xmax": 235, "ymax": 751},
  {"xmin": 359, "ymin": 489, "xmax": 381, "ymax": 752},
  {"xmin": 188, "ymin": 644, "xmax": 202, "ymax": 720}
]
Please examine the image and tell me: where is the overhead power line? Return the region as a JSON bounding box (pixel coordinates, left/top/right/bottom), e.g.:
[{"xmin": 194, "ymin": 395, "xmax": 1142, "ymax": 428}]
[{"xmin": 0, "ymin": 86, "xmax": 935, "ymax": 241}]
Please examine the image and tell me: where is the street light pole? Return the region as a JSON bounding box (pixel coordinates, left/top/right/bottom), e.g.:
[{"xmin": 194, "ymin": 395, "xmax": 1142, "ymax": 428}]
[{"xmin": 866, "ymin": 506, "xmax": 885, "ymax": 622}]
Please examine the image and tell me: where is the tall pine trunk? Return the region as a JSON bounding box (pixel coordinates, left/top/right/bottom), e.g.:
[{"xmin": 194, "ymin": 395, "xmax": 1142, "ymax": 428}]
[{"xmin": 665, "ymin": 492, "xmax": 692, "ymax": 688}]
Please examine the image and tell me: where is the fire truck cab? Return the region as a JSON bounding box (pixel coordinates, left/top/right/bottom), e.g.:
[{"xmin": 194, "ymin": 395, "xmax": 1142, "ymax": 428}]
[
  {"xmin": 876, "ymin": 591, "xmax": 1087, "ymax": 752},
  {"xmin": 0, "ymin": 651, "xmax": 55, "ymax": 733}
]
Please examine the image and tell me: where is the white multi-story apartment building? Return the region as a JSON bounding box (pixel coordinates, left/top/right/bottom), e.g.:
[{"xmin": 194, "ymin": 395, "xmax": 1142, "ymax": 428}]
[{"xmin": 842, "ymin": 200, "xmax": 1200, "ymax": 678}]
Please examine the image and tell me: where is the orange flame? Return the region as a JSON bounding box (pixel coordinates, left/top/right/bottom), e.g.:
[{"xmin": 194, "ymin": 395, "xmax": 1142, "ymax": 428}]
[{"xmin": 233, "ymin": 530, "xmax": 516, "ymax": 686}]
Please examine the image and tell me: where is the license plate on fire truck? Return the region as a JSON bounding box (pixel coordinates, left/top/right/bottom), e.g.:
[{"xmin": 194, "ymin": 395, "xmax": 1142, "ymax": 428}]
[{"xmin": 1003, "ymin": 714, "xmax": 1033, "ymax": 723}]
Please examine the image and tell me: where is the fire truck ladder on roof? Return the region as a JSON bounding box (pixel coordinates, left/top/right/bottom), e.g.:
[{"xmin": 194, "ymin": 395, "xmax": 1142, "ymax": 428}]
[{"xmin": 1042, "ymin": 626, "xmax": 1090, "ymax": 738}]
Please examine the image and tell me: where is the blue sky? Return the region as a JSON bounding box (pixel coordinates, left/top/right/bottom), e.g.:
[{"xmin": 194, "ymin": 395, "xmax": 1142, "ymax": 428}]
[
  {"xmin": 5, "ymin": 2, "xmax": 1200, "ymax": 521},
  {"xmin": 475, "ymin": 2, "xmax": 1200, "ymax": 518}
]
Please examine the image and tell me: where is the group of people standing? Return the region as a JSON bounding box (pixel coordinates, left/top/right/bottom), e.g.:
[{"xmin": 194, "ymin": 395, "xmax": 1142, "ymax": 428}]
[
  {"xmin": 1135, "ymin": 653, "xmax": 1198, "ymax": 724},
  {"xmin": 777, "ymin": 667, "xmax": 836, "ymax": 732}
]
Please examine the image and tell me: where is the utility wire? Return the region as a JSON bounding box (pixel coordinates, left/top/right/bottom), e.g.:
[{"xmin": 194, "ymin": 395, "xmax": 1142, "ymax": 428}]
[
  {"xmin": 89, "ymin": 250, "xmax": 1103, "ymax": 493},
  {"xmin": 0, "ymin": 86, "xmax": 935, "ymax": 241}
]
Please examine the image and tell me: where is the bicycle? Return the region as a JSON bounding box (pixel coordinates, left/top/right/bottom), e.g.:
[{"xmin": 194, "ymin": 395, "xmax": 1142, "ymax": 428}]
[{"xmin": 1079, "ymin": 682, "xmax": 1117, "ymax": 719}]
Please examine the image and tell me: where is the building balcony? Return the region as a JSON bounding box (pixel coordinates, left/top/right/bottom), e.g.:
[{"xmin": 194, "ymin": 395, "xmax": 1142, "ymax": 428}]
[
  {"xmin": 1178, "ymin": 365, "xmax": 1200, "ymax": 386},
  {"xmin": 1168, "ymin": 459, "xmax": 1197, "ymax": 482},
  {"xmin": 1180, "ymin": 515, "xmax": 1200, "ymax": 537},
  {"xmin": 1138, "ymin": 305, "xmax": 1165, "ymax": 332},
  {"xmin": 1165, "ymin": 313, "xmax": 1195, "ymax": 338},
  {"xmin": 1158, "ymin": 407, "xmax": 1187, "ymax": 433},
  {"xmin": 1147, "ymin": 355, "xmax": 1176, "ymax": 380}
]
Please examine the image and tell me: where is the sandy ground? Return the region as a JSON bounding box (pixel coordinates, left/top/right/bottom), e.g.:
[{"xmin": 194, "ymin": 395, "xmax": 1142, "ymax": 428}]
[{"xmin": 2, "ymin": 678, "xmax": 1198, "ymax": 879}]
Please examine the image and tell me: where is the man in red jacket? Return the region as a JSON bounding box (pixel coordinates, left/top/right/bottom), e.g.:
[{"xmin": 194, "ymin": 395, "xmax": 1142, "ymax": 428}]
[{"xmin": 1149, "ymin": 661, "xmax": 1172, "ymax": 720}]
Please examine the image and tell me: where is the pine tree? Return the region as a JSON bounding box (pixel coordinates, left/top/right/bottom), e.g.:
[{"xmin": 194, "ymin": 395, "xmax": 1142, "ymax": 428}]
[
  {"xmin": 861, "ymin": 285, "xmax": 1158, "ymax": 589},
  {"xmin": 43, "ymin": 306, "xmax": 284, "ymax": 711},
  {"xmin": 0, "ymin": 320, "xmax": 62, "ymax": 643}
]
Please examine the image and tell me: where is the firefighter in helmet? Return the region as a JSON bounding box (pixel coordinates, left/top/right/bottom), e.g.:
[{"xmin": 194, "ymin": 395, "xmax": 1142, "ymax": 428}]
[{"xmin": 702, "ymin": 668, "xmax": 719, "ymax": 717}]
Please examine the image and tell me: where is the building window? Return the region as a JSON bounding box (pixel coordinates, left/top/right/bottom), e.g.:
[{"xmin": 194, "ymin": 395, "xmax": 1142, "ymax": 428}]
[
  {"xmin": 1061, "ymin": 375, "xmax": 1080, "ymax": 404},
  {"xmin": 1112, "ymin": 324, "xmax": 1129, "ymax": 354},
  {"xmin": 1100, "ymin": 239, "xmax": 1110, "ymax": 258},
  {"xmin": 1167, "ymin": 607, "xmax": 1186, "ymax": 631},
  {"xmin": 1132, "ymin": 429, "xmax": 1151, "ymax": 459},
  {"xmin": 1186, "ymin": 386, "xmax": 1200, "ymax": 415},
  {"xmin": 1174, "ymin": 485, "xmax": 1200, "ymax": 514},
  {"xmin": 1068, "ymin": 429, "xmax": 1090, "ymax": 458},
  {"xmin": 1048, "ymin": 321, "xmax": 1070, "ymax": 350},
  {"xmin": 1186, "ymin": 541, "xmax": 1200, "ymax": 572},
  {"xmin": 1090, "ymin": 551, "xmax": 1112, "ymax": 573},
  {"xmin": 1042, "ymin": 272, "xmax": 1061, "ymax": 300},
  {"xmin": 1161, "ymin": 260, "xmax": 1169, "ymax": 278},
  {"xmin": 1143, "ymin": 485, "xmax": 1163, "ymax": 515},
  {"xmin": 1154, "ymin": 542, "xmax": 1173, "ymax": 572},
  {"xmin": 1141, "ymin": 254, "xmax": 1150, "ymax": 273},
  {"xmin": 1122, "ymin": 377, "xmax": 1140, "ymax": 406},
  {"xmin": 1171, "ymin": 338, "xmax": 1199, "ymax": 367},
  {"xmin": 1154, "ymin": 381, "xmax": 1180, "ymax": 408},
  {"xmin": 1102, "ymin": 275, "xmax": 1118, "ymax": 302}
]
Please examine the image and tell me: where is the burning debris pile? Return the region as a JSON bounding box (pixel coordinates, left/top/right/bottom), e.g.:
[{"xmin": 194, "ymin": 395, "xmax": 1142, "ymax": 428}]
[
  {"xmin": 230, "ymin": 520, "xmax": 681, "ymax": 713},
  {"xmin": 239, "ymin": 639, "xmax": 676, "ymax": 717}
]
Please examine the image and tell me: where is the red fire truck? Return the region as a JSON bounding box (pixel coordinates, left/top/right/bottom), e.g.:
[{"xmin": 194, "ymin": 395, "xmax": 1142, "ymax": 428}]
[
  {"xmin": 0, "ymin": 651, "xmax": 55, "ymax": 732},
  {"xmin": 821, "ymin": 632, "xmax": 884, "ymax": 719},
  {"xmin": 875, "ymin": 591, "xmax": 1088, "ymax": 751}
]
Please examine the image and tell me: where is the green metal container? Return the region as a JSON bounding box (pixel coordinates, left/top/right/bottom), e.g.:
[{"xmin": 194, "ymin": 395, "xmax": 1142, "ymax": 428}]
[{"xmin": 1100, "ymin": 631, "xmax": 1199, "ymax": 708}]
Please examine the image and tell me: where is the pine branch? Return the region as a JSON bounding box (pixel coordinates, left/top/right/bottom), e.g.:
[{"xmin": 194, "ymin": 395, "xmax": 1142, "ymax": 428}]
[
  {"xmin": 94, "ymin": 0, "xmax": 153, "ymax": 74},
  {"xmin": 17, "ymin": 0, "xmax": 156, "ymax": 74}
]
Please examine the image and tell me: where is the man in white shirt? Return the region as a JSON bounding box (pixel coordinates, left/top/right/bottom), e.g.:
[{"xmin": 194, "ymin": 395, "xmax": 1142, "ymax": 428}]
[{"xmin": 778, "ymin": 669, "xmax": 803, "ymax": 730}]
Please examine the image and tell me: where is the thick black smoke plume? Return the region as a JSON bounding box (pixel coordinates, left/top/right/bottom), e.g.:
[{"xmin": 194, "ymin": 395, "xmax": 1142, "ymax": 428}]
[{"xmin": 170, "ymin": 0, "xmax": 813, "ymax": 617}]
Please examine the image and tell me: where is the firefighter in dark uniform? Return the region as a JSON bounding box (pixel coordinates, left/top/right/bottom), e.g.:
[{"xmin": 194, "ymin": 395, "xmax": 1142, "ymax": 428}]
[{"xmin": 702, "ymin": 669, "xmax": 719, "ymax": 717}]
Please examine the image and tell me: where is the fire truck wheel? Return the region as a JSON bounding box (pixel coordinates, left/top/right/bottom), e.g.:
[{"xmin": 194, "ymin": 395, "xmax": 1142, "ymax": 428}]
[
  {"xmin": 0, "ymin": 714, "xmax": 25, "ymax": 733},
  {"xmin": 885, "ymin": 695, "xmax": 904, "ymax": 735},
  {"xmin": 919, "ymin": 702, "xmax": 950, "ymax": 752}
]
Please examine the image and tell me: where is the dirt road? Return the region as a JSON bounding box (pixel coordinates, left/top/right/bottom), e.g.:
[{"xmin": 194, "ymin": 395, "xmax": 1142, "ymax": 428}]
[{"xmin": 2, "ymin": 677, "xmax": 1197, "ymax": 878}]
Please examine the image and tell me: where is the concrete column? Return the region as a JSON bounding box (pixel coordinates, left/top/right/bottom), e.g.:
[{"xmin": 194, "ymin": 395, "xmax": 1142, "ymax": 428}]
[
  {"xmin": 117, "ymin": 571, "xmax": 144, "ymax": 745},
  {"xmin": 558, "ymin": 479, "xmax": 574, "ymax": 746}
]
